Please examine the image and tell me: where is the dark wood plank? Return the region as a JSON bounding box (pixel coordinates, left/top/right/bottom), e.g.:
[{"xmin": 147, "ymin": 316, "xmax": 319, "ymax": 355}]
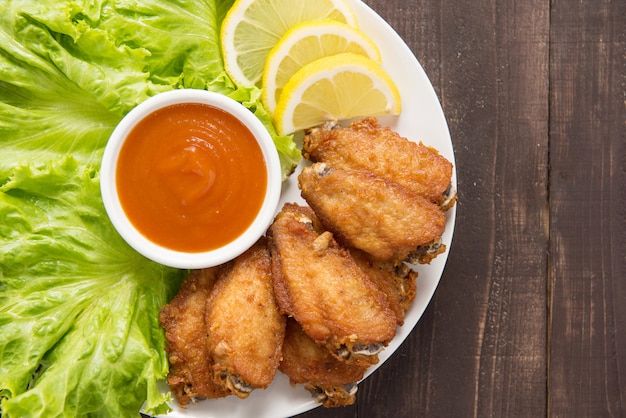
[
  {"xmin": 298, "ymin": 0, "xmax": 550, "ymax": 416},
  {"xmin": 397, "ymin": 1, "xmax": 550, "ymax": 416},
  {"xmin": 548, "ymin": 0, "xmax": 626, "ymax": 416}
]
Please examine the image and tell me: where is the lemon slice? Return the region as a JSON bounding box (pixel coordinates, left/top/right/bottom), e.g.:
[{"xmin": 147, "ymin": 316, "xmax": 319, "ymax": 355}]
[
  {"xmin": 274, "ymin": 53, "xmax": 401, "ymax": 135},
  {"xmin": 262, "ymin": 20, "xmax": 381, "ymax": 114},
  {"xmin": 221, "ymin": 0, "xmax": 357, "ymax": 87}
]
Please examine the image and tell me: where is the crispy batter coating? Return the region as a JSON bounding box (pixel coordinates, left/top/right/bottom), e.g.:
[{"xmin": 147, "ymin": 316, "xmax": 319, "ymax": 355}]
[
  {"xmin": 159, "ymin": 117, "xmax": 456, "ymax": 409},
  {"xmin": 205, "ymin": 238, "xmax": 286, "ymax": 398},
  {"xmin": 350, "ymin": 249, "xmax": 417, "ymax": 326},
  {"xmin": 279, "ymin": 318, "xmax": 367, "ymax": 408},
  {"xmin": 299, "ymin": 163, "xmax": 446, "ymax": 263},
  {"xmin": 268, "ymin": 203, "xmax": 397, "ymax": 367},
  {"xmin": 159, "ymin": 268, "xmax": 229, "ymax": 406},
  {"xmin": 303, "ymin": 118, "xmax": 456, "ymax": 209}
]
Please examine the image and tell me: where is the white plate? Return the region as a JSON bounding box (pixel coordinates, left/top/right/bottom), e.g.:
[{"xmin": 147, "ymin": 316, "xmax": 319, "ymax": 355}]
[{"xmin": 154, "ymin": 1, "xmax": 456, "ymax": 417}]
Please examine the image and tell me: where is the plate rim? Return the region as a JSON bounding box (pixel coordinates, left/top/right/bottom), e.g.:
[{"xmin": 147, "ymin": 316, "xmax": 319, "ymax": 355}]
[{"xmin": 154, "ymin": 1, "xmax": 457, "ymax": 416}]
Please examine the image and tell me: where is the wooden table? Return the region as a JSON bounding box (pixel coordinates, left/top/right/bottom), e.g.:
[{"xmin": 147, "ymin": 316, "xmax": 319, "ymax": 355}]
[{"xmin": 299, "ymin": 1, "xmax": 625, "ymax": 417}]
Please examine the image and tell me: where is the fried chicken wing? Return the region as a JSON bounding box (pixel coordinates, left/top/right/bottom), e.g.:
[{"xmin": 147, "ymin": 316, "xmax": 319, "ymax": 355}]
[
  {"xmin": 268, "ymin": 203, "xmax": 397, "ymax": 367},
  {"xmin": 279, "ymin": 318, "xmax": 368, "ymax": 408},
  {"xmin": 350, "ymin": 249, "xmax": 417, "ymax": 326},
  {"xmin": 159, "ymin": 268, "xmax": 229, "ymax": 406},
  {"xmin": 303, "ymin": 118, "xmax": 456, "ymax": 210},
  {"xmin": 299, "ymin": 163, "xmax": 446, "ymax": 263},
  {"xmin": 205, "ymin": 238, "xmax": 286, "ymax": 398}
]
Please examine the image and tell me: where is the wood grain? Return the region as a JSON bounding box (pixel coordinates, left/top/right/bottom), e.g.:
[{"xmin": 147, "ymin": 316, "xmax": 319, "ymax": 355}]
[{"xmin": 548, "ymin": 0, "xmax": 626, "ymax": 416}]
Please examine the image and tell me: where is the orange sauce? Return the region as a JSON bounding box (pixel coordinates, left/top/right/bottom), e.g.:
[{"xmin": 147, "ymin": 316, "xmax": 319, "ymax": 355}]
[{"xmin": 116, "ymin": 103, "xmax": 267, "ymax": 253}]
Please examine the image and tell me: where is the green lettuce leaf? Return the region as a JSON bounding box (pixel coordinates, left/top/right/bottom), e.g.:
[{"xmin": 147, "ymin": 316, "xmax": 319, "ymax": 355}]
[
  {"xmin": 0, "ymin": 0, "xmax": 298, "ymax": 179},
  {"xmin": 0, "ymin": 157, "xmax": 186, "ymax": 417},
  {"xmin": 0, "ymin": 0, "xmax": 298, "ymax": 416}
]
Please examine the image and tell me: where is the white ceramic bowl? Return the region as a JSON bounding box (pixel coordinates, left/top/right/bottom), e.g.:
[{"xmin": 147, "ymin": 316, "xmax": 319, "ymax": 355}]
[{"xmin": 100, "ymin": 89, "xmax": 282, "ymax": 269}]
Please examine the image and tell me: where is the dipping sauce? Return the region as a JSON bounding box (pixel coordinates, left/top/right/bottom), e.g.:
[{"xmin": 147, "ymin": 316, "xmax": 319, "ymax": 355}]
[{"xmin": 116, "ymin": 103, "xmax": 267, "ymax": 253}]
